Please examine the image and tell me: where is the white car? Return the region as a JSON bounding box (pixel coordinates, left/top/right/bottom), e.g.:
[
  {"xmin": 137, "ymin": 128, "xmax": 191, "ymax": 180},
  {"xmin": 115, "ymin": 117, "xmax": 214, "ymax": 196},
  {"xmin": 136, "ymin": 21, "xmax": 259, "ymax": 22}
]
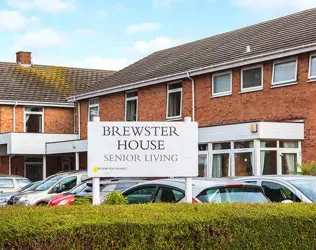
[
  {"xmin": 122, "ymin": 178, "xmax": 269, "ymax": 204},
  {"xmin": 236, "ymin": 175, "xmax": 316, "ymax": 203},
  {"xmin": 0, "ymin": 175, "xmax": 31, "ymax": 194}
]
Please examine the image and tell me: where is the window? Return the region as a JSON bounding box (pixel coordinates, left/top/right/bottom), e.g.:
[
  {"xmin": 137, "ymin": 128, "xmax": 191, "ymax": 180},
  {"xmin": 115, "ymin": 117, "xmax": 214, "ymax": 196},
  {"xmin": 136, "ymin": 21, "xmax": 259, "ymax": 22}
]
[
  {"xmin": 260, "ymin": 141, "xmax": 277, "ymax": 148},
  {"xmin": 25, "ymin": 107, "xmax": 43, "ymax": 133},
  {"xmin": 16, "ymin": 179, "xmax": 31, "ymax": 188},
  {"xmin": 52, "ymin": 176, "xmax": 77, "ymax": 193},
  {"xmin": 124, "ymin": 186, "xmax": 156, "ymax": 204},
  {"xmin": 212, "ymin": 71, "xmax": 232, "ymax": 97},
  {"xmin": 88, "ymin": 98, "xmax": 99, "ymax": 122},
  {"xmin": 235, "ymin": 152, "xmax": 253, "ymax": 176},
  {"xmin": 309, "ymin": 55, "xmax": 316, "ymax": 80},
  {"xmin": 25, "ymin": 156, "xmax": 43, "ymax": 182},
  {"xmin": 213, "ymin": 142, "xmax": 231, "ymax": 150},
  {"xmin": 212, "ymin": 154, "xmax": 230, "ymax": 177},
  {"xmin": 167, "ymin": 82, "xmax": 182, "ymax": 119},
  {"xmin": 114, "ymin": 182, "xmax": 138, "ymax": 192},
  {"xmin": 0, "ymin": 179, "xmax": 14, "ymax": 188},
  {"xmin": 234, "ymin": 141, "xmax": 254, "ymax": 149},
  {"xmin": 155, "ymin": 186, "xmax": 184, "ymax": 203},
  {"xmin": 261, "ymin": 181, "xmax": 301, "ymax": 202},
  {"xmin": 241, "ymin": 66, "xmax": 263, "ymax": 92},
  {"xmin": 272, "ymin": 58, "xmax": 298, "ymax": 85},
  {"xmin": 125, "ymin": 91, "xmax": 138, "ymax": 121},
  {"xmin": 260, "ymin": 151, "xmax": 277, "ymax": 175}
]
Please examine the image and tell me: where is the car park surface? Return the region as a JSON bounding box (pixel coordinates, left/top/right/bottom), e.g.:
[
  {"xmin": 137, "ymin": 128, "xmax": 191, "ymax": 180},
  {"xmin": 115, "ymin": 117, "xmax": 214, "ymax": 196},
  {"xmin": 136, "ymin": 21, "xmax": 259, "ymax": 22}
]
[
  {"xmin": 0, "ymin": 175, "xmax": 31, "ymax": 193},
  {"xmin": 122, "ymin": 178, "xmax": 269, "ymax": 204},
  {"xmin": 235, "ymin": 175, "xmax": 316, "ymax": 203},
  {"xmin": 8, "ymin": 171, "xmax": 89, "ymax": 206}
]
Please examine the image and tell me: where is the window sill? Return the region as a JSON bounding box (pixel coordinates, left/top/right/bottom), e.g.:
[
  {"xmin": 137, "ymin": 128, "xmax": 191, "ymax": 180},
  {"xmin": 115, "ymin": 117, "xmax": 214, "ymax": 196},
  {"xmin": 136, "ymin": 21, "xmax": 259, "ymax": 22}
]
[
  {"xmin": 211, "ymin": 93, "xmax": 232, "ymax": 99},
  {"xmin": 271, "ymin": 81, "xmax": 298, "ymax": 88},
  {"xmin": 166, "ymin": 116, "xmax": 182, "ymax": 121},
  {"xmin": 308, "ymin": 78, "xmax": 316, "ymax": 83},
  {"xmin": 239, "ymin": 87, "xmax": 263, "ymax": 94}
]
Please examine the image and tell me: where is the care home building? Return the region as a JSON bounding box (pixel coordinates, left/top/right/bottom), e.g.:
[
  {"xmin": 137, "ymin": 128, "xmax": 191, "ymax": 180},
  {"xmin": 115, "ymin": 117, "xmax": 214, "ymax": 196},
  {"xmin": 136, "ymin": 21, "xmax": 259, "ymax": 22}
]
[
  {"xmin": 0, "ymin": 51, "xmax": 113, "ymax": 181},
  {"xmin": 47, "ymin": 8, "xmax": 316, "ymax": 179},
  {"xmin": 2, "ymin": 8, "xmax": 316, "ymax": 181}
]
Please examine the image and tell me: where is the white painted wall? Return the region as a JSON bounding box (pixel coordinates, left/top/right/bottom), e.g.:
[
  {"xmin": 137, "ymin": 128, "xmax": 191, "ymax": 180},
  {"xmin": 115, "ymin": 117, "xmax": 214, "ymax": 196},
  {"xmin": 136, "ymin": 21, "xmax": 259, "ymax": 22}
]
[{"xmin": 46, "ymin": 139, "xmax": 87, "ymax": 154}]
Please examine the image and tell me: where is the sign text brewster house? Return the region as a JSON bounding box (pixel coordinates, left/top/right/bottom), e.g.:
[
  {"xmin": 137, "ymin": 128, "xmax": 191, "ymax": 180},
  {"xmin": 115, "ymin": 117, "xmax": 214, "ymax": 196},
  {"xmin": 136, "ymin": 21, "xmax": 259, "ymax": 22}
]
[{"xmin": 88, "ymin": 122, "xmax": 198, "ymax": 177}]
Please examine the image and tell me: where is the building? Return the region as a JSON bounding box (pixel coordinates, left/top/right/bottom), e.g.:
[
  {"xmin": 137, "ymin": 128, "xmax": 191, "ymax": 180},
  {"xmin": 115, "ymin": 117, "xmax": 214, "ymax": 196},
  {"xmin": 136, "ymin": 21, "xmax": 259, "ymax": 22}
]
[{"xmin": 0, "ymin": 51, "xmax": 114, "ymax": 180}]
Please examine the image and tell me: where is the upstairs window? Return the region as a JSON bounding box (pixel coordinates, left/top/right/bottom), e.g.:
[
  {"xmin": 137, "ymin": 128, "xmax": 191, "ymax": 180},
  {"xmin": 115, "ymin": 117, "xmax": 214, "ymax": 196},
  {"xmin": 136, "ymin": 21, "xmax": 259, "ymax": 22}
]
[
  {"xmin": 25, "ymin": 107, "xmax": 43, "ymax": 133},
  {"xmin": 241, "ymin": 66, "xmax": 263, "ymax": 92},
  {"xmin": 167, "ymin": 82, "xmax": 182, "ymax": 119},
  {"xmin": 88, "ymin": 98, "xmax": 99, "ymax": 122},
  {"xmin": 272, "ymin": 58, "xmax": 297, "ymax": 85},
  {"xmin": 125, "ymin": 91, "xmax": 138, "ymax": 121},
  {"xmin": 212, "ymin": 71, "xmax": 232, "ymax": 97},
  {"xmin": 309, "ymin": 55, "xmax": 316, "ymax": 80}
]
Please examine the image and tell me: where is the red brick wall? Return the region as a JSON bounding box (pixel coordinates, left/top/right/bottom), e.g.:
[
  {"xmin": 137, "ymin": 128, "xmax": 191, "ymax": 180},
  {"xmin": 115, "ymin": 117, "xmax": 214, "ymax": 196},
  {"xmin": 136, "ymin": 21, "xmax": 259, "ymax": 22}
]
[
  {"xmin": 79, "ymin": 52, "xmax": 316, "ymax": 162},
  {"xmin": 0, "ymin": 106, "xmax": 74, "ymax": 134}
]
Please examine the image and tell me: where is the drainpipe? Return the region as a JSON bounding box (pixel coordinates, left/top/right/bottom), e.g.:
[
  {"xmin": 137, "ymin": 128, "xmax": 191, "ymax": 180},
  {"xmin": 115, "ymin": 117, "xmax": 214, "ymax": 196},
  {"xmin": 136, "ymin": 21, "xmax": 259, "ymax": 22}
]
[
  {"xmin": 186, "ymin": 72, "xmax": 195, "ymax": 122},
  {"xmin": 9, "ymin": 155, "xmax": 15, "ymax": 176},
  {"xmin": 74, "ymin": 98, "xmax": 81, "ymax": 138},
  {"xmin": 13, "ymin": 101, "xmax": 18, "ymax": 132}
]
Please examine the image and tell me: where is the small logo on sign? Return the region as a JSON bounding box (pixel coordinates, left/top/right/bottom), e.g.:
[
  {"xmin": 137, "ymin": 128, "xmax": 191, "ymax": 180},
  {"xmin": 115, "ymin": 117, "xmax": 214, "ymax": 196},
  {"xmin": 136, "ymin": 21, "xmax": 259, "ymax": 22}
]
[{"xmin": 92, "ymin": 166, "xmax": 99, "ymax": 173}]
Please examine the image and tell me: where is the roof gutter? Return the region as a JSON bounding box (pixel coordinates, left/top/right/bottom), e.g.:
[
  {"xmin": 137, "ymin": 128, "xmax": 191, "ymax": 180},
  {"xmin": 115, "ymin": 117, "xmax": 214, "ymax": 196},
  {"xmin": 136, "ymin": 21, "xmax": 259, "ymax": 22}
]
[
  {"xmin": 68, "ymin": 42, "xmax": 316, "ymax": 101},
  {"xmin": 0, "ymin": 100, "xmax": 74, "ymax": 108}
]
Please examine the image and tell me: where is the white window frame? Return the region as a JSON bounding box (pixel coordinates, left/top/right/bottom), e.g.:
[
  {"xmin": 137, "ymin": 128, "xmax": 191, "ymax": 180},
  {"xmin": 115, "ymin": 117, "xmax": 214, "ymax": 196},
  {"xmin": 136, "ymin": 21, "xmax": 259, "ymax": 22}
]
[
  {"xmin": 212, "ymin": 71, "xmax": 232, "ymax": 97},
  {"xmin": 125, "ymin": 90, "xmax": 138, "ymax": 121},
  {"xmin": 24, "ymin": 106, "xmax": 44, "ymax": 133},
  {"xmin": 88, "ymin": 98, "xmax": 99, "ymax": 122},
  {"xmin": 308, "ymin": 53, "xmax": 316, "ymax": 80},
  {"xmin": 166, "ymin": 82, "xmax": 182, "ymax": 120},
  {"xmin": 241, "ymin": 65, "xmax": 263, "ymax": 93},
  {"xmin": 272, "ymin": 57, "xmax": 298, "ymax": 86}
]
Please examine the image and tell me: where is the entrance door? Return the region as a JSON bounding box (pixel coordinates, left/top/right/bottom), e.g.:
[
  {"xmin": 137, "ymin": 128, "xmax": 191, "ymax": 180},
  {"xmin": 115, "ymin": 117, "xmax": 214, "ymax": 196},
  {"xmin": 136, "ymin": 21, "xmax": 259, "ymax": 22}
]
[
  {"xmin": 25, "ymin": 163, "xmax": 43, "ymax": 181},
  {"xmin": 62, "ymin": 157, "xmax": 71, "ymax": 171}
]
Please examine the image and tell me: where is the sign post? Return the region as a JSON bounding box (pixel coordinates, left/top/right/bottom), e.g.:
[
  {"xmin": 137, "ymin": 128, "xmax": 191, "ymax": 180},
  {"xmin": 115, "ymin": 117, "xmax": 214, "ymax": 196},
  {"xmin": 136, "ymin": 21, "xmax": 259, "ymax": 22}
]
[
  {"xmin": 92, "ymin": 116, "xmax": 101, "ymax": 205},
  {"xmin": 88, "ymin": 119, "xmax": 198, "ymax": 205}
]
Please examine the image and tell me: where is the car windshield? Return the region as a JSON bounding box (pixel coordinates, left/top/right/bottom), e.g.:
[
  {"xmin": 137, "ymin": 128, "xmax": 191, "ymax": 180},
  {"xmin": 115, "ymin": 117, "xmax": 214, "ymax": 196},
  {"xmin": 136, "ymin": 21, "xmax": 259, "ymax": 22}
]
[
  {"xmin": 16, "ymin": 179, "xmax": 31, "ymax": 188},
  {"xmin": 197, "ymin": 186, "xmax": 268, "ymax": 203},
  {"xmin": 289, "ymin": 179, "xmax": 316, "ymax": 202},
  {"xmin": 35, "ymin": 175, "xmax": 63, "ymax": 191},
  {"xmin": 69, "ymin": 183, "xmax": 88, "ymax": 194}
]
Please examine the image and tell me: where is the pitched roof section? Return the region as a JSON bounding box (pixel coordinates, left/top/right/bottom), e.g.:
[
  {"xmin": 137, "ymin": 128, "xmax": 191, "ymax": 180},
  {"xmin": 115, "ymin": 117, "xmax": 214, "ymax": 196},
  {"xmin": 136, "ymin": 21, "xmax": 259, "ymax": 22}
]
[
  {"xmin": 0, "ymin": 62, "xmax": 114, "ymax": 104},
  {"xmin": 77, "ymin": 8, "xmax": 316, "ymax": 97}
]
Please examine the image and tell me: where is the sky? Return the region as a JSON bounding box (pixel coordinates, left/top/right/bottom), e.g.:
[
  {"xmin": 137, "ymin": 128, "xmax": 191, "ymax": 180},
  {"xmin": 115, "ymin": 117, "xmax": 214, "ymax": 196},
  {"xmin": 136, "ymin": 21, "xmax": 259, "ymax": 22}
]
[{"xmin": 1, "ymin": 0, "xmax": 316, "ymax": 71}]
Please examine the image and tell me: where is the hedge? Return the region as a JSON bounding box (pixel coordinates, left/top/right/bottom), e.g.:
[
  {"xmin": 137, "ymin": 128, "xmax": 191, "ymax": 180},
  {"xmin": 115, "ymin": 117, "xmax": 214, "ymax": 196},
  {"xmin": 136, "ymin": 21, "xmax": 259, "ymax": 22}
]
[{"xmin": 0, "ymin": 204, "xmax": 316, "ymax": 249}]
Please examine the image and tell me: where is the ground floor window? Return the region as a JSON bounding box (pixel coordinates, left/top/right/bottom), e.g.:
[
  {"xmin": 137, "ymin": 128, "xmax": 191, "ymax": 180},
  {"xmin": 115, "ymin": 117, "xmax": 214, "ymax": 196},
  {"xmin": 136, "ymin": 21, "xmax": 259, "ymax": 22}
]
[{"xmin": 199, "ymin": 140, "xmax": 301, "ymax": 177}]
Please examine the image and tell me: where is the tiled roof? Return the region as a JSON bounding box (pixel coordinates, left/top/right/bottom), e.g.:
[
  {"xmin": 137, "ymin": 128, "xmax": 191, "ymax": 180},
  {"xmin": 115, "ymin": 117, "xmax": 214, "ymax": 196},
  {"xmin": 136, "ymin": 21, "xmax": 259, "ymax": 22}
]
[
  {"xmin": 80, "ymin": 8, "xmax": 316, "ymax": 96},
  {"xmin": 0, "ymin": 62, "xmax": 114, "ymax": 103}
]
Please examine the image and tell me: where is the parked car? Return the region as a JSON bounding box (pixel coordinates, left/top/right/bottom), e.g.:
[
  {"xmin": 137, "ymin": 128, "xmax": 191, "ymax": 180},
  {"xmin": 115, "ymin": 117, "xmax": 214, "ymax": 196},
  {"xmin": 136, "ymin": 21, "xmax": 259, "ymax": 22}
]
[
  {"xmin": 0, "ymin": 175, "xmax": 31, "ymax": 194},
  {"xmin": 50, "ymin": 178, "xmax": 146, "ymax": 206},
  {"xmin": 8, "ymin": 171, "xmax": 89, "ymax": 206},
  {"xmin": 235, "ymin": 175, "xmax": 316, "ymax": 203},
  {"xmin": 0, "ymin": 181, "xmax": 41, "ymax": 206},
  {"xmin": 122, "ymin": 178, "xmax": 269, "ymax": 204}
]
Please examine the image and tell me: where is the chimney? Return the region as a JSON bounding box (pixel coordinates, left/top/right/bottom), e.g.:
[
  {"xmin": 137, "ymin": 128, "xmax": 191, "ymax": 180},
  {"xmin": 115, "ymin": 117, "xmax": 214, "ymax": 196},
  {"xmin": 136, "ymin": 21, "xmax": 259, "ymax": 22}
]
[{"xmin": 16, "ymin": 51, "xmax": 32, "ymax": 65}]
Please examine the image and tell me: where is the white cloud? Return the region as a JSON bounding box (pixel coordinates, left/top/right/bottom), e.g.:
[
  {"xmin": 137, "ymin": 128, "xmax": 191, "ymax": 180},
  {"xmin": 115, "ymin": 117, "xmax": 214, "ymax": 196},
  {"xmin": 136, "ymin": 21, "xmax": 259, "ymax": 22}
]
[
  {"xmin": 127, "ymin": 22, "xmax": 160, "ymax": 34},
  {"xmin": 8, "ymin": 0, "xmax": 76, "ymax": 13},
  {"xmin": 231, "ymin": 0, "xmax": 316, "ymax": 10},
  {"xmin": 13, "ymin": 28, "xmax": 66, "ymax": 50},
  {"xmin": 133, "ymin": 36, "xmax": 185, "ymax": 54},
  {"xmin": 153, "ymin": 0, "xmax": 186, "ymax": 7},
  {"xmin": 0, "ymin": 10, "xmax": 37, "ymax": 31},
  {"xmin": 33, "ymin": 56, "xmax": 129, "ymax": 70}
]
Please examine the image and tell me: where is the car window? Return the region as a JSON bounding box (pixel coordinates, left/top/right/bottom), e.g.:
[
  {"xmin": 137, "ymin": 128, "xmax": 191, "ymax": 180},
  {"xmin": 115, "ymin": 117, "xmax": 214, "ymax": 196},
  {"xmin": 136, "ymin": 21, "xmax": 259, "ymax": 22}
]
[
  {"xmin": 114, "ymin": 182, "xmax": 138, "ymax": 192},
  {"xmin": 69, "ymin": 183, "xmax": 87, "ymax": 194},
  {"xmin": 261, "ymin": 181, "xmax": 301, "ymax": 202},
  {"xmin": 155, "ymin": 186, "xmax": 184, "ymax": 203},
  {"xmin": 289, "ymin": 179, "xmax": 316, "ymax": 202},
  {"xmin": 53, "ymin": 176, "xmax": 77, "ymax": 193},
  {"xmin": 35, "ymin": 175, "xmax": 63, "ymax": 191},
  {"xmin": 197, "ymin": 186, "xmax": 268, "ymax": 203},
  {"xmin": 0, "ymin": 179, "xmax": 14, "ymax": 188},
  {"xmin": 81, "ymin": 175, "xmax": 90, "ymax": 182},
  {"xmin": 16, "ymin": 179, "xmax": 31, "ymax": 188},
  {"xmin": 101, "ymin": 184, "xmax": 116, "ymax": 193},
  {"xmin": 22, "ymin": 181, "xmax": 41, "ymax": 191},
  {"xmin": 245, "ymin": 181, "xmax": 257, "ymax": 184},
  {"xmin": 124, "ymin": 186, "xmax": 156, "ymax": 204}
]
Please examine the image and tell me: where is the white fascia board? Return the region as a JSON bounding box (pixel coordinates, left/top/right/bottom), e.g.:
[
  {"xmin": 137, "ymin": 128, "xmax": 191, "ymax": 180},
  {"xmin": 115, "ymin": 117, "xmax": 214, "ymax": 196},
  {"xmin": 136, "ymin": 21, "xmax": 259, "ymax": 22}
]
[
  {"xmin": 0, "ymin": 100, "xmax": 74, "ymax": 108},
  {"xmin": 46, "ymin": 139, "xmax": 87, "ymax": 154},
  {"xmin": 69, "ymin": 42, "xmax": 316, "ymax": 101}
]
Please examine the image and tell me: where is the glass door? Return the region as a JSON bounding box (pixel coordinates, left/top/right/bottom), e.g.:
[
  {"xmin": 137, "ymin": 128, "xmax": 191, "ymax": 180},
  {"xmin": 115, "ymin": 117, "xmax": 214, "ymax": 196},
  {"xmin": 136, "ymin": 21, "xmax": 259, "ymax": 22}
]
[{"xmin": 25, "ymin": 163, "xmax": 43, "ymax": 181}]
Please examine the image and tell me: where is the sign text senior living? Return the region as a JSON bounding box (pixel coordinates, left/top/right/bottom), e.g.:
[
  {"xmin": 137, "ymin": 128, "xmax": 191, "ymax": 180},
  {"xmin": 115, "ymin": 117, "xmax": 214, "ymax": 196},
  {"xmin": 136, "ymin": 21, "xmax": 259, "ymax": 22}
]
[{"xmin": 88, "ymin": 122, "xmax": 198, "ymax": 177}]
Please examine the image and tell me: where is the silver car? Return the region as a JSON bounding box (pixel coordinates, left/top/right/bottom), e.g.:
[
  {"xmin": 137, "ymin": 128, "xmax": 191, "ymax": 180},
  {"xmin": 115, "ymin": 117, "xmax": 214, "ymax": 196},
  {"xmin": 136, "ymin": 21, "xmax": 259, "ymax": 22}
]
[
  {"xmin": 9, "ymin": 171, "xmax": 89, "ymax": 206},
  {"xmin": 0, "ymin": 175, "xmax": 31, "ymax": 193},
  {"xmin": 122, "ymin": 178, "xmax": 269, "ymax": 204},
  {"xmin": 236, "ymin": 175, "xmax": 316, "ymax": 203}
]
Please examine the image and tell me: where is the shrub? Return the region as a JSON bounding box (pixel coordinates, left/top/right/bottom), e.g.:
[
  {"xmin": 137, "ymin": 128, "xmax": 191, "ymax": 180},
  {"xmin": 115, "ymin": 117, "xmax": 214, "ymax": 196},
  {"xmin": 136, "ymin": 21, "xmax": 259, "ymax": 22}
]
[
  {"xmin": 0, "ymin": 204, "xmax": 316, "ymax": 249},
  {"xmin": 103, "ymin": 191, "xmax": 128, "ymax": 205},
  {"xmin": 73, "ymin": 196, "xmax": 92, "ymax": 205},
  {"xmin": 296, "ymin": 161, "xmax": 316, "ymax": 176}
]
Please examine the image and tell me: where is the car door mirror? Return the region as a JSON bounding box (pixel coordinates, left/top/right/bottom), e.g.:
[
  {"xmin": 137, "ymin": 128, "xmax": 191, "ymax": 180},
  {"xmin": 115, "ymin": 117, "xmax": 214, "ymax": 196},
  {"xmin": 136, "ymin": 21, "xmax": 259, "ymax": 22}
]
[
  {"xmin": 281, "ymin": 199, "xmax": 293, "ymax": 204},
  {"xmin": 55, "ymin": 186, "xmax": 63, "ymax": 193}
]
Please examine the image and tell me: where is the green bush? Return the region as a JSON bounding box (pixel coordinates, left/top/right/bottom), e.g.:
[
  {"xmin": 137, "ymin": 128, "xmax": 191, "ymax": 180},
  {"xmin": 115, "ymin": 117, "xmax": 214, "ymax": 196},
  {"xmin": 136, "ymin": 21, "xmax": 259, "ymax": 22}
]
[
  {"xmin": 296, "ymin": 161, "xmax": 316, "ymax": 176},
  {"xmin": 73, "ymin": 196, "xmax": 92, "ymax": 205},
  {"xmin": 103, "ymin": 191, "xmax": 128, "ymax": 205},
  {"xmin": 0, "ymin": 204, "xmax": 316, "ymax": 249}
]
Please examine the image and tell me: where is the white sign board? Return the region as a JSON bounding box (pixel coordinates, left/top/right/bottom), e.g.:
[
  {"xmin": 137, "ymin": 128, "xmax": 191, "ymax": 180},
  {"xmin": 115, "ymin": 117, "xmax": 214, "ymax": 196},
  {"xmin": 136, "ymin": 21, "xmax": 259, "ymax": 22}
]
[{"xmin": 88, "ymin": 122, "xmax": 198, "ymax": 177}]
